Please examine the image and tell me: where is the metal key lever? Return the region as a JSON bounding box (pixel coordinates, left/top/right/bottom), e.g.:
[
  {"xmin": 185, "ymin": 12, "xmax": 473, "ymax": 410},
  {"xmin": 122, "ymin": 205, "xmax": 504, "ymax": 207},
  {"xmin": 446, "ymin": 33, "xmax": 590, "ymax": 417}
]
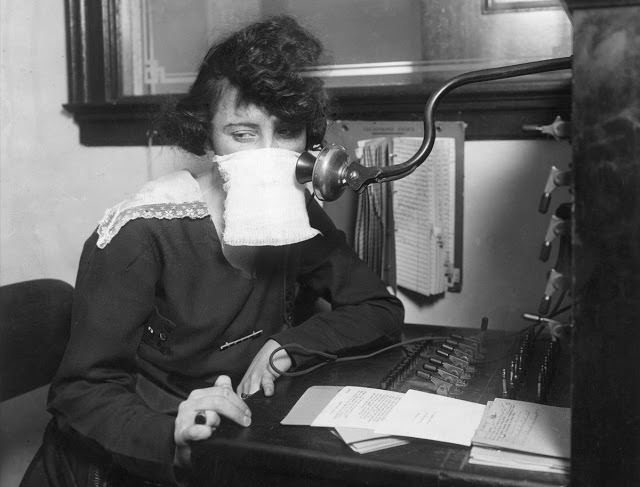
[
  {"xmin": 539, "ymin": 224, "xmax": 571, "ymax": 316},
  {"xmin": 522, "ymin": 115, "xmax": 570, "ymax": 140},
  {"xmin": 428, "ymin": 357, "xmax": 471, "ymax": 380},
  {"xmin": 441, "ymin": 343, "xmax": 474, "ymax": 364},
  {"xmin": 422, "ymin": 363, "xmax": 468, "ymax": 387},
  {"xmin": 444, "ymin": 339, "xmax": 476, "ymax": 357},
  {"xmin": 448, "ymin": 334, "xmax": 487, "ymax": 354},
  {"xmin": 436, "ymin": 348, "xmax": 476, "ymax": 372},
  {"xmin": 416, "ymin": 370, "xmax": 464, "ymax": 396},
  {"xmin": 445, "ymin": 338, "xmax": 486, "ymax": 360},
  {"xmin": 539, "ymin": 166, "xmax": 572, "ymax": 214},
  {"xmin": 540, "ymin": 202, "xmax": 571, "ymax": 262},
  {"xmin": 539, "ymin": 268, "xmax": 570, "ymax": 315}
]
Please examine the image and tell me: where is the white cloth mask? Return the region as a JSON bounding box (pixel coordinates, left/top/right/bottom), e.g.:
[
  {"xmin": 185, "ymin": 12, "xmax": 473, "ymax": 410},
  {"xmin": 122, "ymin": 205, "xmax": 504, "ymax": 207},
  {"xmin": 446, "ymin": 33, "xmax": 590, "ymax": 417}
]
[{"xmin": 214, "ymin": 148, "xmax": 320, "ymax": 246}]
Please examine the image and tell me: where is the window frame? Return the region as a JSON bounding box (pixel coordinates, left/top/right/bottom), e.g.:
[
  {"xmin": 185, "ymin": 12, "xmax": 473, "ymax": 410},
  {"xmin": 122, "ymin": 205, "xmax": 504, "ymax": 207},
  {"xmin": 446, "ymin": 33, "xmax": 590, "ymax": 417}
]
[{"xmin": 64, "ymin": 0, "xmax": 572, "ymax": 146}]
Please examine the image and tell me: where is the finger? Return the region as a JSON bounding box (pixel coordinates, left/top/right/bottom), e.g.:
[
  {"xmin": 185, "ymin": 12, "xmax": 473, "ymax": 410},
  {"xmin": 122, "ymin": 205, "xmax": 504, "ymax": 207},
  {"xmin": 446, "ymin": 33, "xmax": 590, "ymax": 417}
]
[
  {"xmin": 237, "ymin": 381, "xmax": 256, "ymax": 400},
  {"xmin": 248, "ymin": 373, "xmax": 263, "ymax": 396},
  {"xmin": 190, "ymin": 384, "xmax": 250, "ymax": 415},
  {"xmin": 190, "ymin": 394, "xmax": 252, "ymax": 427},
  {"xmin": 261, "ymin": 373, "xmax": 276, "ymax": 397},
  {"xmin": 268, "ymin": 362, "xmax": 283, "ymax": 378},
  {"xmin": 181, "ymin": 423, "xmax": 215, "ymax": 443},
  {"xmin": 237, "ymin": 378, "xmax": 258, "ymax": 400},
  {"xmin": 193, "ymin": 390, "xmax": 250, "ymax": 418},
  {"xmin": 189, "ymin": 375, "xmax": 234, "ymax": 400},
  {"xmin": 194, "ymin": 409, "xmax": 221, "ymax": 428},
  {"xmin": 194, "ymin": 410, "xmax": 207, "ymax": 425},
  {"xmin": 236, "ymin": 372, "xmax": 251, "ymax": 397},
  {"xmin": 214, "ymin": 375, "xmax": 233, "ymax": 389}
]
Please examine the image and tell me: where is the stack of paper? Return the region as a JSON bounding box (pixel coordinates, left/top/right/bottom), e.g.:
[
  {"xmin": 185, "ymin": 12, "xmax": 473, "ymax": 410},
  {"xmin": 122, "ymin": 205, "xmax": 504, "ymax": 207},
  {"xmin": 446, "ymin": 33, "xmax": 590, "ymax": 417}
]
[
  {"xmin": 281, "ymin": 386, "xmax": 571, "ymax": 473},
  {"xmin": 332, "ymin": 427, "xmax": 410, "ymax": 454},
  {"xmin": 468, "ymin": 446, "xmax": 569, "ymax": 473},
  {"xmin": 281, "ymin": 386, "xmax": 486, "ymax": 453},
  {"xmin": 281, "ymin": 385, "xmax": 410, "ymax": 454},
  {"xmin": 469, "ymin": 398, "xmax": 570, "ymax": 473},
  {"xmin": 375, "ymin": 389, "xmax": 486, "ymax": 446}
]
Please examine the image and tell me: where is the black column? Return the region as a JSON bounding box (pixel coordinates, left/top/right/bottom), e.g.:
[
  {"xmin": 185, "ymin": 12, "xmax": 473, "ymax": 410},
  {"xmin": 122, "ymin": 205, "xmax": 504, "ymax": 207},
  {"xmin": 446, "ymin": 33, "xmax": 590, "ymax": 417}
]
[{"xmin": 570, "ymin": 3, "xmax": 640, "ymax": 486}]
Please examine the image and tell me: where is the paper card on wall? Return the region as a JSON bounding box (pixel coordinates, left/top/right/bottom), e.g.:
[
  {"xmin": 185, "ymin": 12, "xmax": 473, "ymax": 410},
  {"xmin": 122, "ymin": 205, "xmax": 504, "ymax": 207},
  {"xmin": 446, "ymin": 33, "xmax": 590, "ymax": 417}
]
[{"xmin": 392, "ymin": 136, "xmax": 456, "ymax": 296}]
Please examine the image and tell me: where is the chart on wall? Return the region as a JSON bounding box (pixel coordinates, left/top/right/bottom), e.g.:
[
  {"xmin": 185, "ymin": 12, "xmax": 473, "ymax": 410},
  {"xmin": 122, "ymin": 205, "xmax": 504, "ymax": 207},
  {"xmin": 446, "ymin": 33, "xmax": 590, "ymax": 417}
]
[{"xmin": 326, "ymin": 120, "xmax": 465, "ymax": 296}]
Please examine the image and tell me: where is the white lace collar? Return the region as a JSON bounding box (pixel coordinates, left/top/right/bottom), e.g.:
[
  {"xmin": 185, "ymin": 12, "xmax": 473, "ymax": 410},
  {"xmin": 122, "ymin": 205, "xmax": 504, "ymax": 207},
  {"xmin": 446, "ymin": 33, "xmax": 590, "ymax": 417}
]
[{"xmin": 96, "ymin": 170, "xmax": 209, "ymax": 249}]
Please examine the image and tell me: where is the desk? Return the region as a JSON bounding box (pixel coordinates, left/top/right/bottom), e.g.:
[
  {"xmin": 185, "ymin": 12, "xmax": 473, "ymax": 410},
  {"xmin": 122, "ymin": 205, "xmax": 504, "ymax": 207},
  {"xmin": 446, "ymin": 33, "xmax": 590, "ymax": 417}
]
[{"xmin": 191, "ymin": 325, "xmax": 570, "ymax": 487}]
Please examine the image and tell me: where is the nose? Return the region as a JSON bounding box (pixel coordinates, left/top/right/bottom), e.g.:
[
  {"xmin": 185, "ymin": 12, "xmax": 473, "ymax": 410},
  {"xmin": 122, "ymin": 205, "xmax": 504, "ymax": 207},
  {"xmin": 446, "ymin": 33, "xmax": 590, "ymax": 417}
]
[{"xmin": 260, "ymin": 131, "xmax": 280, "ymax": 149}]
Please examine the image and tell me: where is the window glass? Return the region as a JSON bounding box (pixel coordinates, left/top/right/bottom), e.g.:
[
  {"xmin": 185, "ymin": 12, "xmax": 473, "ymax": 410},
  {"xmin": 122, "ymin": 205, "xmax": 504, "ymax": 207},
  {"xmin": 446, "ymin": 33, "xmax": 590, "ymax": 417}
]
[{"xmin": 119, "ymin": 0, "xmax": 571, "ymax": 96}]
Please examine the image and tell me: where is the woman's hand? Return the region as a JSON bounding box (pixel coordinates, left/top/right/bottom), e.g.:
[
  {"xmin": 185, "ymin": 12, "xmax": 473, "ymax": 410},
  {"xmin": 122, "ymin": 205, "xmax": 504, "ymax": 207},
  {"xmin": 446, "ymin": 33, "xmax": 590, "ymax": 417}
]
[
  {"xmin": 173, "ymin": 375, "xmax": 251, "ymax": 468},
  {"xmin": 237, "ymin": 339, "xmax": 292, "ymax": 398}
]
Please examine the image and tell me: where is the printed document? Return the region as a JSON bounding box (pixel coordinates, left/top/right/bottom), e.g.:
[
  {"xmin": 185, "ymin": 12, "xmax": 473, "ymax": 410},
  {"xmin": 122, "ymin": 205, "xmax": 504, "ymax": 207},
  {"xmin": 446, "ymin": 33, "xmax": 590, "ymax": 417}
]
[{"xmin": 375, "ymin": 389, "xmax": 486, "ymax": 446}]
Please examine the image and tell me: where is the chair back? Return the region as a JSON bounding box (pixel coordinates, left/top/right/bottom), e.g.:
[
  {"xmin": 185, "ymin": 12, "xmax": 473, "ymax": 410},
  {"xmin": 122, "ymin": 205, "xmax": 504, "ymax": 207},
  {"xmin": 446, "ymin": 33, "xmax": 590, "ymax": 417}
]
[{"xmin": 0, "ymin": 279, "xmax": 73, "ymax": 401}]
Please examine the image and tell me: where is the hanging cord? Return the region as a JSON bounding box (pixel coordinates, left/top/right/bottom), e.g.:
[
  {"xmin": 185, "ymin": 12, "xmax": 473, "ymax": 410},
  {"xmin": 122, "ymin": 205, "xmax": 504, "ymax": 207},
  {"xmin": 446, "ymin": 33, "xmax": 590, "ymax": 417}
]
[
  {"xmin": 146, "ymin": 129, "xmax": 158, "ymax": 181},
  {"xmin": 269, "ymin": 335, "xmax": 448, "ymax": 377}
]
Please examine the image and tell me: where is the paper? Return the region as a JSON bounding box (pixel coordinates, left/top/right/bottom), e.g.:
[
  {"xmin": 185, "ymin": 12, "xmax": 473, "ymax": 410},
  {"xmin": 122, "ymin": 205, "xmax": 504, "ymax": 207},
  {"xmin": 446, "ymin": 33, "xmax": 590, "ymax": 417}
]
[
  {"xmin": 332, "ymin": 427, "xmax": 410, "ymax": 454},
  {"xmin": 282, "ymin": 386, "xmax": 488, "ymax": 450},
  {"xmin": 375, "ymin": 389, "xmax": 486, "ymax": 446},
  {"xmin": 471, "ymin": 398, "xmax": 571, "ymax": 459},
  {"xmin": 282, "ymin": 386, "xmax": 409, "ymax": 454},
  {"xmin": 469, "ymin": 446, "xmax": 570, "ymax": 473},
  {"xmin": 311, "ymin": 386, "xmax": 404, "ymax": 429},
  {"xmin": 281, "ymin": 385, "xmax": 343, "ymax": 425},
  {"xmin": 392, "ymin": 137, "xmax": 456, "ymax": 296}
]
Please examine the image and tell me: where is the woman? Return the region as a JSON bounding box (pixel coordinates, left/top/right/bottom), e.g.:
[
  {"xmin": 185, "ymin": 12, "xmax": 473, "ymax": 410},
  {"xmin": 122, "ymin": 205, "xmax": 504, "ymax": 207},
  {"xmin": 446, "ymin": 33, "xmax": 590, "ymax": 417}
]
[{"xmin": 28, "ymin": 15, "xmax": 403, "ymax": 486}]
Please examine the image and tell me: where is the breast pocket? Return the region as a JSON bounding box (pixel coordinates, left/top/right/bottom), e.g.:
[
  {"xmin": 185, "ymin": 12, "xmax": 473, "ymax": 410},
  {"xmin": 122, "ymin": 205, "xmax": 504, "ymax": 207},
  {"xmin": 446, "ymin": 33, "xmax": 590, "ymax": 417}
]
[{"xmin": 141, "ymin": 307, "xmax": 177, "ymax": 355}]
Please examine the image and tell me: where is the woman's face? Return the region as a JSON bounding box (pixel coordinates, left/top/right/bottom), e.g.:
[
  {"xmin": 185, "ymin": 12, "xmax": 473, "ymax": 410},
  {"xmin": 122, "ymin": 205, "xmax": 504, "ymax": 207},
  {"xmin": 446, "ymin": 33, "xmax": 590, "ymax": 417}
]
[{"xmin": 210, "ymin": 82, "xmax": 307, "ymax": 156}]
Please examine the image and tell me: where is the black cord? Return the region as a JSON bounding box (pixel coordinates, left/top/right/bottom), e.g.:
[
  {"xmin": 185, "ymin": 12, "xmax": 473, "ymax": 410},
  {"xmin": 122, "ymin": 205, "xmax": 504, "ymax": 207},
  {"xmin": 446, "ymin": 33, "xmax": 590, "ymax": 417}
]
[
  {"xmin": 549, "ymin": 303, "xmax": 571, "ymax": 319},
  {"xmin": 549, "ymin": 288, "xmax": 568, "ymax": 317},
  {"xmin": 269, "ymin": 335, "xmax": 448, "ymax": 377}
]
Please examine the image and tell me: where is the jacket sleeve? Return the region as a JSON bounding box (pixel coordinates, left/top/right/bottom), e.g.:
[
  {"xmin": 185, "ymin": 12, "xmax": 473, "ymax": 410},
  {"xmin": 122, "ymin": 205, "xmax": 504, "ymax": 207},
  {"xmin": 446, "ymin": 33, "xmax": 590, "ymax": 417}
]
[
  {"xmin": 272, "ymin": 198, "xmax": 404, "ymax": 362},
  {"xmin": 47, "ymin": 221, "xmax": 179, "ymax": 485}
]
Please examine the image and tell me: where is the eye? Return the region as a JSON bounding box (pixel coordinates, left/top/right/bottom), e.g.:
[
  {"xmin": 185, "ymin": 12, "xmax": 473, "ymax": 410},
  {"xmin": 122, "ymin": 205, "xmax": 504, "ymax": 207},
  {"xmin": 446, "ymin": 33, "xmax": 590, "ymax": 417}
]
[
  {"xmin": 277, "ymin": 125, "xmax": 305, "ymax": 139},
  {"xmin": 231, "ymin": 130, "xmax": 257, "ymax": 142}
]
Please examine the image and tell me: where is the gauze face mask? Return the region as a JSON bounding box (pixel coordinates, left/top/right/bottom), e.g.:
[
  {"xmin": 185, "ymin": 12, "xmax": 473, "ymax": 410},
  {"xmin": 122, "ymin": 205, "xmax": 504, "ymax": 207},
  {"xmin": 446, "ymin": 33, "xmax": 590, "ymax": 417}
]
[{"xmin": 214, "ymin": 147, "xmax": 320, "ymax": 246}]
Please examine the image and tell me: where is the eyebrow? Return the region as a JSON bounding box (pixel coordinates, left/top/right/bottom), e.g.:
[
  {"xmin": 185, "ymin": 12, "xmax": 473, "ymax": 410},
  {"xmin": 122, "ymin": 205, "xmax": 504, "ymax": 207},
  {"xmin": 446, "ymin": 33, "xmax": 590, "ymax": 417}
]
[
  {"xmin": 223, "ymin": 121, "xmax": 303, "ymax": 130},
  {"xmin": 223, "ymin": 123, "xmax": 261, "ymax": 130}
]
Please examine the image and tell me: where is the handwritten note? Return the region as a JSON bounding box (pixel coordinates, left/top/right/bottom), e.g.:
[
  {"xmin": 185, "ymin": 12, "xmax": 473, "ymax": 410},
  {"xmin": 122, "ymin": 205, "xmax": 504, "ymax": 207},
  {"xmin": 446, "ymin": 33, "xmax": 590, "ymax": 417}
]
[
  {"xmin": 311, "ymin": 386, "xmax": 404, "ymax": 429},
  {"xmin": 374, "ymin": 389, "xmax": 486, "ymax": 446},
  {"xmin": 471, "ymin": 399, "xmax": 571, "ymax": 458}
]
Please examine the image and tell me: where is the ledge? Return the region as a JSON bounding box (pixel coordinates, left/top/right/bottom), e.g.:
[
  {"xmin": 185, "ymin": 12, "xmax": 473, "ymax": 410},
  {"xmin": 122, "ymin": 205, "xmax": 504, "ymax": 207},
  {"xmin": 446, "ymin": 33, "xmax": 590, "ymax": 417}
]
[{"xmin": 65, "ymin": 84, "xmax": 571, "ymax": 146}]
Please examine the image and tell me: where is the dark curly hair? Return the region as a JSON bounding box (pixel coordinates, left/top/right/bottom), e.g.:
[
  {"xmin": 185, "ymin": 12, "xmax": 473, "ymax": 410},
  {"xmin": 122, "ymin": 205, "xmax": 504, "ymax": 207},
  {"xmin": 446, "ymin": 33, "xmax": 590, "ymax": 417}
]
[{"xmin": 158, "ymin": 15, "xmax": 327, "ymax": 156}]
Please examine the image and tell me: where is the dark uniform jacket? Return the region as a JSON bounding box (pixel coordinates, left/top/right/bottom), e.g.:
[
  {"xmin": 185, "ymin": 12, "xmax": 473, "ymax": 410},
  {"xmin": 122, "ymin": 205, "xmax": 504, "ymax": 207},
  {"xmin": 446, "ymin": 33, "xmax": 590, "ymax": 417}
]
[{"xmin": 46, "ymin": 171, "xmax": 404, "ymax": 485}]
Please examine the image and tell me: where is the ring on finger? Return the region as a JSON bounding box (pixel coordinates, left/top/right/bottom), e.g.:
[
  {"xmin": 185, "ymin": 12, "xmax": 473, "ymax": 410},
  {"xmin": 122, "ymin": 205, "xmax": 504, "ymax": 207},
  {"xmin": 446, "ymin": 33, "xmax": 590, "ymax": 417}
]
[{"xmin": 194, "ymin": 410, "xmax": 207, "ymax": 425}]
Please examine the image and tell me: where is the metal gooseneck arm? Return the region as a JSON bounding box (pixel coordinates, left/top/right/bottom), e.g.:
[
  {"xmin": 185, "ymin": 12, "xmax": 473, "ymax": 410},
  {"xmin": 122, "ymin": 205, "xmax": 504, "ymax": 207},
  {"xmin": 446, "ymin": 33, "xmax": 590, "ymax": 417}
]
[{"xmin": 296, "ymin": 56, "xmax": 572, "ymax": 201}]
